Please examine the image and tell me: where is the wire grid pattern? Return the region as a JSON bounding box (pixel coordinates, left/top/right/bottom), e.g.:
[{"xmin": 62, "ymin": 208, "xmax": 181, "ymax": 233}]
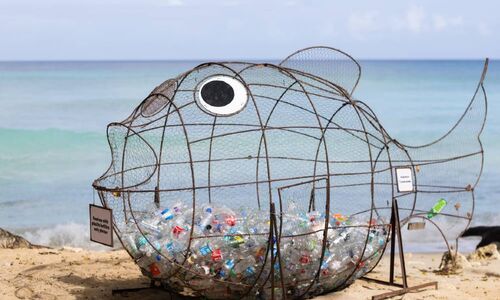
[{"xmin": 93, "ymin": 47, "xmax": 488, "ymax": 299}]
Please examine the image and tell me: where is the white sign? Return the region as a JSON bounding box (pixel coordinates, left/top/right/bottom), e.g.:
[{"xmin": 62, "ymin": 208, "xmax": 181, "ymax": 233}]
[
  {"xmin": 396, "ymin": 167, "xmax": 414, "ymax": 192},
  {"xmin": 89, "ymin": 204, "xmax": 114, "ymax": 247}
]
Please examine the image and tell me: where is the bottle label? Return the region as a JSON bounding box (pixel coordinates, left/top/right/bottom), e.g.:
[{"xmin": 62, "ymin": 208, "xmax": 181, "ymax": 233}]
[
  {"xmin": 199, "ymin": 244, "xmax": 212, "ymax": 256},
  {"xmin": 211, "ymin": 249, "xmax": 223, "ymax": 262},
  {"xmin": 172, "ymin": 225, "xmax": 185, "ymax": 237},
  {"xmin": 161, "ymin": 209, "xmax": 174, "ymax": 220}
]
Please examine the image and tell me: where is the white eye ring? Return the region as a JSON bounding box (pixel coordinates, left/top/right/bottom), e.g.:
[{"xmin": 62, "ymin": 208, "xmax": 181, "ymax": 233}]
[{"xmin": 196, "ymin": 75, "xmax": 248, "ymax": 116}]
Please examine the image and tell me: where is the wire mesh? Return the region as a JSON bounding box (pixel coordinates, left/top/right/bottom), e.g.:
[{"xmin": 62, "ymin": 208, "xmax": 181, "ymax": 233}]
[{"xmin": 92, "ymin": 46, "xmax": 488, "ymax": 299}]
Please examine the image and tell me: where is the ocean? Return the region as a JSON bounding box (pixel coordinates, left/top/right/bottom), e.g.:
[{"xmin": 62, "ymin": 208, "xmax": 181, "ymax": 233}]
[{"xmin": 0, "ymin": 60, "xmax": 499, "ymax": 252}]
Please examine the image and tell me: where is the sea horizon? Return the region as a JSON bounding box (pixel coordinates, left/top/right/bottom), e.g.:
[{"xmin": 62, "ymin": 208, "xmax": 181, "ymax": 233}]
[{"xmin": 0, "ymin": 58, "xmax": 497, "ymax": 63}]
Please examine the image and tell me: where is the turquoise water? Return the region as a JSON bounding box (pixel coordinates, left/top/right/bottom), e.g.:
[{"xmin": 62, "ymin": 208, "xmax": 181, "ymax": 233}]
[{"xmin": 0, "ymin": 60, "xmax": 499, "ymax": 251}]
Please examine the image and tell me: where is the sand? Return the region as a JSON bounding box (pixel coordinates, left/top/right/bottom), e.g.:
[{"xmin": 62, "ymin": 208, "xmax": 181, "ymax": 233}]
[{"xmin": 0, "ymin": 248, "xmax": 499, "ymax": 300}]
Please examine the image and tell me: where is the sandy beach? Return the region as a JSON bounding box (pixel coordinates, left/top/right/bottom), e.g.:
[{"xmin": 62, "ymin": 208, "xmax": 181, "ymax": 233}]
[{"xmin": 0, "ymin": 246, "xmax": 499, "ymax": 300}]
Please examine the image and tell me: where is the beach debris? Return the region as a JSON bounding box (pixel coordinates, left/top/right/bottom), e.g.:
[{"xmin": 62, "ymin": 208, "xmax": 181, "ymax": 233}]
[
  {"xmin": 39, "ymin": 251, "xmax": 59, "ymax": 255},
  {"xmin": 0, "ymin": 228, "xmax": 44, "ymax": 249},
  {"xmin": 467, "ymin": 244, "xmax": 500, "ymax": 261},
  {"xmin": 14, "ymin": 286, "xmax": 34, "ymax": 299},
  {"xmin": 436, "ymin": 251, "xmax": 470, "ymax": 274}
]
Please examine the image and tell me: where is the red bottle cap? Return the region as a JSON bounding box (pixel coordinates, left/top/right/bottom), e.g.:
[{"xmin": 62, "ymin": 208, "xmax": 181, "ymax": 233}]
[
  {"xmin": 150, "ymin": 263, "xmax": 161, "ymax": 277},
  {"xmin": 172, "ymin": 225, "xmax": 185, "ymax": 237},
  {"xmin": 225, "ymin": 216, "xmax": 236, "ymax": 226},
  {"xmin": 300, "ymin": 255, "xmax": 310, "ymax": 264}
]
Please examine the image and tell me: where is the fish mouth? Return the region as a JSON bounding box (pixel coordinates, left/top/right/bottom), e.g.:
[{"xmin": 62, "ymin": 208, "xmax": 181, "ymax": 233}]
[{"xmin": 92, "ymin": 122, "xmax": 158, "ymax": 193}]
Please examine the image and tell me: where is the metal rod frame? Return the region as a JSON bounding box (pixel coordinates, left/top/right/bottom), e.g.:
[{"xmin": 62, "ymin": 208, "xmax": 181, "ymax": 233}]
[{"xmin": 91, "ymin": 47, "xmax": 489, "ymax": 299}]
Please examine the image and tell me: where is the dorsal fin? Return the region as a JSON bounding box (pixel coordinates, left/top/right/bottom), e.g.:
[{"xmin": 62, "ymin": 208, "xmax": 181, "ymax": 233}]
[{"xmin": 279, "ymin": 46, "xmax": 361, "ymax": 96}]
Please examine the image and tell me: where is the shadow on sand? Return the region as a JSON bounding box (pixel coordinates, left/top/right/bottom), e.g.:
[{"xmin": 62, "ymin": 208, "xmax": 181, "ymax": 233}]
[{"xmin": 56, "ymin": 274, "xmax": 200, "ymax": 299}]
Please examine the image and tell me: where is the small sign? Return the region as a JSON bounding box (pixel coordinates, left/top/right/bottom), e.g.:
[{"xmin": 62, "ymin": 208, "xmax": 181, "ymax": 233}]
[
  {"xmin": 408, "ymin": 222, "xmax": 426, "ymax": 230},
  {"xmin": 396, "ymin": 167, "xmax": 414, "ymax": 192},
  {"xmin": 89, "ymin": 204, "xmax": 113, "ymax": 247}
]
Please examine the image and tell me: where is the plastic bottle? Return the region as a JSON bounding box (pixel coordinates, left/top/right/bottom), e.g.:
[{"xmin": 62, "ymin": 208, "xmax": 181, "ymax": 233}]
[
  {"xmin": 170, "ymin": 214, "xmax": 191, "ymax": 243},
  {"xmin": 215, "ymin": 206, "xmax": 237, "ymax": 232},
  {"xmin": 197, "ymin": 243, "xmax": 212, "ymax": 256},
  {"xmin": 158, "ymin": 207, "xmax": 175, "ymax": 222},
  {"xmin": 172, "ymin": 201, "xmax": 188, "ymax": 216},
  {"xmin": 307, "ymin": 211, "xmax": 322, "ymax": 224},
  {"xmin": 221, "ymin": 258, "xmax": 236, "ymax": 279},
  {"xmin": 122, "ymin": 233, "xmax": 139, "ymax": 256},
  {"xmin": 140, "ymin": 219, "xmax": 162, "ymax": 236},
  {"xmin": 427, "ymin": 198, "xmax": 447, "ymax": 219},
  {"xmin": 136, "ymin": 235, "xmax": 148, "ymax": 253},
  {"xmin": 138, "ymin": 238, "xmax": 161, "ymax": 258},
  {"xmin": 117, "ymin": 201, "xmax": 394, "ymax": 295},
  {"xmin": 149, "ymin": 262, "xmax": 162, "ymax": 277},
  {"xmin": 197, "ymin": 205, "xmax": 214, "ymax": 235},
  {"xmin": 234, "ymin": 256, "xmax": 256, "ymax": 277},
  {"xmin": 320, "ymin": 250, "xmax": 335, "ymax": 276},
  {"xmin": 211, "ymin": 248, "xmax": 223, "ymax": 262}
]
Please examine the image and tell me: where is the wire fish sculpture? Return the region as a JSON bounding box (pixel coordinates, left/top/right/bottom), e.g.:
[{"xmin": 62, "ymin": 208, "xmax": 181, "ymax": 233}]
[{"xmin": 92, "ymin": 46, "xmax": 488, "ymax": 299}]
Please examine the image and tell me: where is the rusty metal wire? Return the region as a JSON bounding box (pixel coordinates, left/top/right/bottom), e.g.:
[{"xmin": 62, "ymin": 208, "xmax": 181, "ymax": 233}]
[{"xmin": 92, "ymin": 46, "xmax": 488, "ymax": 299}]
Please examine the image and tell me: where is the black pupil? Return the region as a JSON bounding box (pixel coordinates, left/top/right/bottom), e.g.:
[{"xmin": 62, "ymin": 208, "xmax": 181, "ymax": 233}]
[{"xmin": 201, "ymin": 80, "xmax": 234, "ymax": 107}]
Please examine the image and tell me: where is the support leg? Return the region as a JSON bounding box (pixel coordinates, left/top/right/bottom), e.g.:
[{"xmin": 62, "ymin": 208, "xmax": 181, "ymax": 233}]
[{"xmin": 362, "ymin": 198, "xmax": 438, "ymax": 300}]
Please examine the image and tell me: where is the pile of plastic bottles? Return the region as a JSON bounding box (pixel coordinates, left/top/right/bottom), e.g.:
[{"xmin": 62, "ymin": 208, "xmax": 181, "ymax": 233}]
[{"xmin": 120, "ymin": 202, "xmax": 389, "ymax": 298}]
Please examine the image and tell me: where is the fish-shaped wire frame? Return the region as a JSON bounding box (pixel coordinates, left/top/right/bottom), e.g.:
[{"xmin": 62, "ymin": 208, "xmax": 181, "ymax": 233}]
[{"xmin": 92, "ymin": 46, "xmax": 488, "ymax": 299}]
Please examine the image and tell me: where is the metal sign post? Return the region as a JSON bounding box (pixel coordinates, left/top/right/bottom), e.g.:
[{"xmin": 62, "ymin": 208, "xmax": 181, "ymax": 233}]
[{"xmin": 363, "ymin": 198, "xmax": 438, "ymax": 300}]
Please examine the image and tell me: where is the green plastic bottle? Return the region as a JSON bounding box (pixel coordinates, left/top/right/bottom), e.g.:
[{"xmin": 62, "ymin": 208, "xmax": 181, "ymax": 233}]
[{"xmin": 427, "ymin": 198, "xmax": 447, "ymax": 219}]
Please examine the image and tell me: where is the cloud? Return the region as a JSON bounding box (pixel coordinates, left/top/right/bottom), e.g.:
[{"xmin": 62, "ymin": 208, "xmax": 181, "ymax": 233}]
[
  {"xmin": 391, "ymin": 6, "xmax": 463, "ymax": 34},
  {"xmin": 219, "ymin": 0, "xmax": 241, "ymax": 6},
  {"xmin": 164, "ymin": 0, "xmax": 184, "ymax": 6},
  {"xmin": 477, "ymin": 22, "xmax": 491, "ymax": 36},
  {"xmin": 348, "ymin": 10, "xmax": 381, "ymax": 40},
  {"xmin": 348, "ymin": 6, "xmax": 465, "ymax": 39},
  {"xmin": 432, "ymin": 15, "xmax": 463, "ymax": 31},
  {"xmin": 405, "ymin": 4, "xmax": 425, "ymax": 33}
]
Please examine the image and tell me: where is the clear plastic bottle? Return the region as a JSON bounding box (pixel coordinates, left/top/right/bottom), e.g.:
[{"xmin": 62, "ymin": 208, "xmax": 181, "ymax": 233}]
[
  {"xmin": 214, "ymin": 206, "xmax": 237, "ymax": 233},
  {"xmin": 172, "ymin": 201, "xmax": 188, "ymax": 216},
  {"xmin": 121, "ymin": 232, "xmax": 139, "ymax": 257},
  {"xmin": 197, "ymin": 205, "xmax": 214, "ymax": 235},
  {"xmin": 140, "ymin": 219, "xmax": 162, "ymax": 236},
  {"xmin": 170, "ymin": 213, "xmax": 191, "ymax": 244},
  {"xmin": 234, "ymin": 256, "xmax": 256, "ymax": 277},
  {"xmin": 138, "ymin": 237, "xmax": 161, "ymax": 258}
]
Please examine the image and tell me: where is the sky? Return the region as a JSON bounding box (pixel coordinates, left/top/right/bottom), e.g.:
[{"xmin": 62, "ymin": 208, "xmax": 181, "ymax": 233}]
[{"xmin": 1, "ymin": 0, "xmax": 499, "ymax": 60}]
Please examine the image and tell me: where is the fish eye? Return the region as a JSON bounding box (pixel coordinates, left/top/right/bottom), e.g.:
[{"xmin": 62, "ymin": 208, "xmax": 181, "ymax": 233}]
[{"xmin": 196, "ymin": 75, "xmax": 248, "ymax": 116}]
